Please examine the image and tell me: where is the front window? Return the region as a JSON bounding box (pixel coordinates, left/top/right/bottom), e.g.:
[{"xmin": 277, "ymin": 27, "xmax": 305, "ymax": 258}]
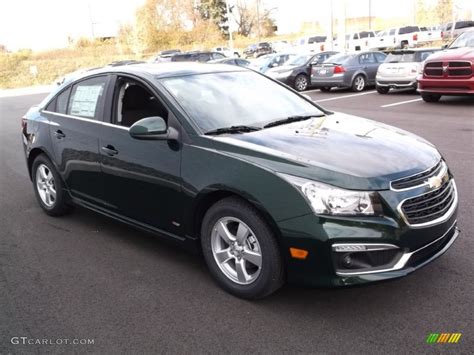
[
  {"xmin": 286, "ymin": 54, "xmax": 312, "ymax": 66},
  {"xmin": 450, "ymin": 31, "xmax": 474, "ymax": 48},
  {"xmin": 159, "ymin": 71, "xmax": 323, "ymax": 133}
]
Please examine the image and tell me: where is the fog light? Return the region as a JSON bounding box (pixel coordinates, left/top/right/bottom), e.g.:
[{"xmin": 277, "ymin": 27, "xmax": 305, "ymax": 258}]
[{"xmin": 342, "ymin": 254, "xmax": 352, "ymax": 267}]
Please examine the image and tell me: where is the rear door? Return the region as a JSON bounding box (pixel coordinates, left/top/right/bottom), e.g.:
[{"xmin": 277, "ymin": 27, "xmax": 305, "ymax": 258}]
[
  {"xmin": 43, "ymin": 75, "xmax": 110, "ymax": 205},
  {"xmin": 99, "ymin": 75, "xmax": 183, "ymax": 235}
]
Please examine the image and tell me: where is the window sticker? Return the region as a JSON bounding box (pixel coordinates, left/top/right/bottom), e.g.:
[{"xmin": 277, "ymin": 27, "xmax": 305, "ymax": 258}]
[{"xmin": 70, "ymin": 85, "xmax": 104, "ymax": 118}]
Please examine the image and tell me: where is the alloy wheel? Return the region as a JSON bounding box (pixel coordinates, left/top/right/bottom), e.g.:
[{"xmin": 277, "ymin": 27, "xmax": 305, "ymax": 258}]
[
  {"xmin": 211, "ymin": 217, "xmax": 262, "ymax": 285},
  {"xmin": 36, "ymin": 164, "xmax": 56, "ymax": 207},
  {"xmin": 354, "ymin": 76, "xmax": 365, "ymax": 91},
  {"xmin": 295, "ymin": 75, "xmax": 308, "ymax": 91}
]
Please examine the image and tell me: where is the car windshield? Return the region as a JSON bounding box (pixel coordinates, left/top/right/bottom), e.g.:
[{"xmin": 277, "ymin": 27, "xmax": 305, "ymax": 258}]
[
  {"xmin": 286, "ymin": 54, "xmax": 312, "ymax": 66},
  {"xmin": 450, "ymin": 31, "xmax": 474, "ymax": 48},
  {"xmin": 159, "ymin": 71, "xmax": 323, "ymax": 133},
  {"xmin": 324, "ymin": 53, "xmax": 352, "ymax": 64}
]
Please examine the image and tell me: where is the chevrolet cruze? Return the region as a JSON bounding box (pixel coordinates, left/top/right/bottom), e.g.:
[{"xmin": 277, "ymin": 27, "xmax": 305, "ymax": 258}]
[{"xmin": 22, "ymin": 63, "xmax": 459, "ymax": 299}]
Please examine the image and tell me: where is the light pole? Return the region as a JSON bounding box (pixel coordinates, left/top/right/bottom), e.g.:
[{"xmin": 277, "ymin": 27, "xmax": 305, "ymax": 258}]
[
  {"xmin": 225, "ymin": 0, "xmax": 234, "ymax": 50},
  {"xmin": 256, "ymin": 0, "xmax": 261, "ymax": 43}
]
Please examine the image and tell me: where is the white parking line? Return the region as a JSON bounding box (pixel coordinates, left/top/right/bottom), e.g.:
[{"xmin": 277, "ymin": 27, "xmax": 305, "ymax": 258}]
[
  {"xmin": 380, "ymin": 98, "xmax": 422, "ymax": 108},
  {"xmin": 312, "ymin": 90, "xmax": 377, "ymax": 103}
]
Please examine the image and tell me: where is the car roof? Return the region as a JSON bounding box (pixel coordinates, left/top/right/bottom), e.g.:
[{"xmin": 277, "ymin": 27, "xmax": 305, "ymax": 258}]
[{"xmin": 74, "ymin": 62, "xmax": 247, "ymax": 80}]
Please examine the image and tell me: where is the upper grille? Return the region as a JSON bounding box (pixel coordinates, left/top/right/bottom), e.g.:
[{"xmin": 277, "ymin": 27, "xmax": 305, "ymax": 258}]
[
  {"xmin": 400, "ymin": 179, "xmax": 456, "ymax": 226},
  {"xmin": 391, "ymin": 160, "xmax": 444, "ymax": 190},
  {"xmin": 424, "ymin": 61, "xmax": 473, "ymax": 77}
]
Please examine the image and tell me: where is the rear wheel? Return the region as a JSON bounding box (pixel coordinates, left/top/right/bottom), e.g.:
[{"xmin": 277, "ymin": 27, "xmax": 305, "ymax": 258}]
[
  {"xmin": 351, "ymin": 75, "xmax": 366, "ymax": 92},
  {"xmin": 294, "ymin": 74, "xmax": 309, "ymax": 91},
  {"xmin": 200, "ymin": 197, "xmax": 284, "ymax": 299},
  {"xmin": 421, "ymin": 93, "xmax": 441, "ymax": 102},
  {"xmin": 320, "ymin": 87, "xmax": 332, "ymax": 92},
  {"xmin": 32, "ymin": 154, "xmax": 72, "ymax": 216},
  {"xmin": 376, "ymin": 85, "xmax": 390, "ymax": 94}
]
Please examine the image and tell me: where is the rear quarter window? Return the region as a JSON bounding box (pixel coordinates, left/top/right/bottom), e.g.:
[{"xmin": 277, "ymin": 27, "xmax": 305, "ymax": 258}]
[{"xmin": 67, "ymin": 76, "xmax": 107, "ymax": 119}]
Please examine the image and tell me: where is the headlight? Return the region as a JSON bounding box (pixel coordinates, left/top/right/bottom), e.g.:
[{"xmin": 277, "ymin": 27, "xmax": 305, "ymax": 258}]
[{"xmin": 279, "ymin": 174, "xmax": 381, "ymax": 216}]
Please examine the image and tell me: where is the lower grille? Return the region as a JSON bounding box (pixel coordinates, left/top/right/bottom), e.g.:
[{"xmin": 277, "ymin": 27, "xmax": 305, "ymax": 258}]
[
  {"xmin": 400, "ymin": 179, "xmax": 456, "ymax": 226},
  {"xmin": 407, "ymin": 225, "xmax": 456, "ymax": 267}
]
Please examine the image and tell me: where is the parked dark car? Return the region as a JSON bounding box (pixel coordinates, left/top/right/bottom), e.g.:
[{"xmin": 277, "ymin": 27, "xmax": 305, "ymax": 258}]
[
  {"xmin": 243, "ymin": 42, "xmax": 274, "ymax": 58},
  {"xmin": 311, "ymin": 51, "xmax": 387, "ymax": 91},
  {"xmin": 266, "ymin": 51, "xmax": 339, "ymax": 91},
  {"xmin": 152, "ymin": 49, "xmax": 181, "ymax": 63},
  {"xmin": 171, "ymin": 51, "xmax": 225, "ymax": 62},
  {"xmin": 23, "ymin": 63, "xmax": 459, "ymax": 299},
  {"xmin": 208, "ymin": 57, "xmax": 250, "ymax": 67}
]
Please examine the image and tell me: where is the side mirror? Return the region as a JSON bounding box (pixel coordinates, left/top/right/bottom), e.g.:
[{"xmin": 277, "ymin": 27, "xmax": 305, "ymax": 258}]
[{"xmin": 129, "ymin": 116, "xmax": 177, "ymax": 141}]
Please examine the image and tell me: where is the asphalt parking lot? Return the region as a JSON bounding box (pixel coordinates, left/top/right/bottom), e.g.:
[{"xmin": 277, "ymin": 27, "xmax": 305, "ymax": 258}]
[{"xmin": 1, "ymin": 89, "xmax": 473, "ymax": 353}]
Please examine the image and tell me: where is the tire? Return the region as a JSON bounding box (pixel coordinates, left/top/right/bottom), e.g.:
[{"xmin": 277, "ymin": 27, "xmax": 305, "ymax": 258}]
[
  {"xmin": 351, "ymin": 75, "xmax": 366, "ymax": 92},
  {"xmin": 294, "ymin": 74, "xmax": 309, "ymax": 91},
  {"xmin": 32, "ymin": 154, "xmax": 72, "ymax": 216},
  {"xmin": 320, "ymin": 87, "xmax": 332, "ymax": 92},
  {"xmin": 421, "ymin": 93, "xmax": 441, "ymax": 102},
  {"xmin": 376, "ymin": 85, "xmax": 390, "ymax": 94},
  {"xmin": 200, "ymin": 197, "xmax": 284, "ymax": 299}
]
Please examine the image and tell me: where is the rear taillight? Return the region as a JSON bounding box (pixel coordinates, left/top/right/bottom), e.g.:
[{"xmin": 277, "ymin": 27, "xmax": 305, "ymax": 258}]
[
  {"xmin": 441, "ymin": 31, "xmax": 444, "ymax": 38},
  {"xmin": 334, "ymin": 65, "xmax": 346, "ymax": 74},
  {"xmin": 413, "ymin": 33, "xmax": 418, "ymax": 41}
]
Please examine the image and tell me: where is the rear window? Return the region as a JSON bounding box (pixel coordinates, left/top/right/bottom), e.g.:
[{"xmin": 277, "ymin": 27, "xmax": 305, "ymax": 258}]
[
  {"xmin": 385, "ymin": 52, "xmax": 416, "ymax": 63},
  {"xmin": 324, "ymin": 53, "xmax": 352, "ymax": 65},
  {"xmin": 399, "ymin": 26, "xmax": 419, "ymax": 35},
  {"xmin": 455, "ymin": 21, "xmax": 474, "ymax": 29},
  {"xmin": 308, "ymin": 36, "xmax": 326, "ymax": 44}
]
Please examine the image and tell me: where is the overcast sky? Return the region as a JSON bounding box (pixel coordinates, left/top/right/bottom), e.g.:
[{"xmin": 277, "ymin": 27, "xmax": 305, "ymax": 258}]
[{"xmin": 1, "ymin": 0, "xmax": 473, "ymax": 51}]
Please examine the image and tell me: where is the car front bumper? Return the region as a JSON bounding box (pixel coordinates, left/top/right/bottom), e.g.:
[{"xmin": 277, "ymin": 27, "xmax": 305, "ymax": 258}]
[
  {"xmin": 417, "ymin": 77, "xmax": 474, "ymax": 95},
  {"xmin": 376, "ymin": 76, "xmax": 417, "ymax": 89},
  {"xmin": 276, "ymin": 187, "xmax": 459, "ymax": 287}
]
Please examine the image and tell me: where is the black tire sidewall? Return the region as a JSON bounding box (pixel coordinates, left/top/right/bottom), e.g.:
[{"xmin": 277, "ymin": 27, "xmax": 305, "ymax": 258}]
[
  {"xmin": 32, "ymin": 154, "xmax": 70, "ymax": 216},
  {"xmin": 200, "ymin": 197, "xmax": 284, "ymax": 299}
]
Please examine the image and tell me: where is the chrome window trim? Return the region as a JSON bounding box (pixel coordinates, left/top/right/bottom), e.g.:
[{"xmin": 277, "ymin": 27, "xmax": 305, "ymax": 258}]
[
  {"xmin": 42, "ymin": 110, "xmax": 129, "ymax": 131},
  {"xmin": 397, "ymin": 179, "xmax": 457, "ymax": 229},
  {"xmin": 335, "ymin": 220, "xmax": 458, "ymax": 276},
  {"xmin": 390, "ymin": 159, "xmax": 444, "ymax": 192}
]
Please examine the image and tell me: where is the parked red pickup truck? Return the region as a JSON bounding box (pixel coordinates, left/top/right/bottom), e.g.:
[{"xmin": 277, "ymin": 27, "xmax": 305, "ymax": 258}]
[{"xmin": 418, "ymin": 30, "xmax": 474, "ymax": 102}]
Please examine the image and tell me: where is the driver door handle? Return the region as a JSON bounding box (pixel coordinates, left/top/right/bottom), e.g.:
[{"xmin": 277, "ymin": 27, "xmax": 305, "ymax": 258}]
[{"xmin": 101, "ymin": 145, "xmax": 119, "ymax": 156}]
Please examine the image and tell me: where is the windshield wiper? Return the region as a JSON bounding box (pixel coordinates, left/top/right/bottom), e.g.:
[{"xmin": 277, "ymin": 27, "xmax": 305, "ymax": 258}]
[
  {"xmin": 204, "ymin": 125, "xmax": 261, "ymax": 136},
  {"xmin": 263, "ymin": 114, "xmax": 324, "ymax": 128}
]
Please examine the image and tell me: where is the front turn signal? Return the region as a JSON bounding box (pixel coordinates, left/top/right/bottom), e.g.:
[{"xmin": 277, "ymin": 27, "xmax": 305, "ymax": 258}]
[{"xmin": 290, "ymin": 248, "xmax": 309, "ymax": 260}]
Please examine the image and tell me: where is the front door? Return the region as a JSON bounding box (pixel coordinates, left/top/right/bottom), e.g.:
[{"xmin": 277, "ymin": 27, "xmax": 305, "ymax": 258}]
[{"xmin": 99, "ymin": 76, "xmax": 183, "ymax": 236}]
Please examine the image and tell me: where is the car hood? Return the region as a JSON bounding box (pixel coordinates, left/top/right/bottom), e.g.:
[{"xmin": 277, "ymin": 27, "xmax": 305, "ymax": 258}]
[
  {"xmin": 266, "ymin": 65, "xmax": 299, "ymax": 74},
  {"xmin": 210, "ymin": 113, "xmax": 441, "ymax": 190},
  {"xmin": 426, "ymin": 47, "xmax": 474, "ymax": 61}
]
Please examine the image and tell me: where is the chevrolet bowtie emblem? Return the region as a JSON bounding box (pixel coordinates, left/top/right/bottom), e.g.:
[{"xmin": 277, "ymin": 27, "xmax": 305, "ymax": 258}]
[{"xmin": 426, "ymin": 175, "xmax": 443, "ymax": 189}]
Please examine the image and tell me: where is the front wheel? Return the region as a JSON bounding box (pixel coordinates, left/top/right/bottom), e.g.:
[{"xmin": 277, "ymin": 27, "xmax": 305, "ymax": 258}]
[
  {"xmin": 421, "ymin": 93, "xmax": 441, "ymax": 102},
  {"xmin": 294, "ymin": 74, "xmax": 309, "ymax": 91},
  {"xmin": 201, "ymin": 197, "xmax": 284, "ymax": 299},
  {"xmin": 32, "ymin": 154, "xmax": 72, "ymax": 216},
  {"xmin": 352, "ymin": 75, "xmax": 366, "ymax": 92}
]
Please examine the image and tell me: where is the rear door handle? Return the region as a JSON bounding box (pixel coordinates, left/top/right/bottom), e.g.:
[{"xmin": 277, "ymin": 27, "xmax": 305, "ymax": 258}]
[
  {"xmin": 101, "ymin": 145, "xmax": 119, "ymax": 156},
  {"xmin": 53, "ymin": 130, "xmax": 66, "ymax": 139}
]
